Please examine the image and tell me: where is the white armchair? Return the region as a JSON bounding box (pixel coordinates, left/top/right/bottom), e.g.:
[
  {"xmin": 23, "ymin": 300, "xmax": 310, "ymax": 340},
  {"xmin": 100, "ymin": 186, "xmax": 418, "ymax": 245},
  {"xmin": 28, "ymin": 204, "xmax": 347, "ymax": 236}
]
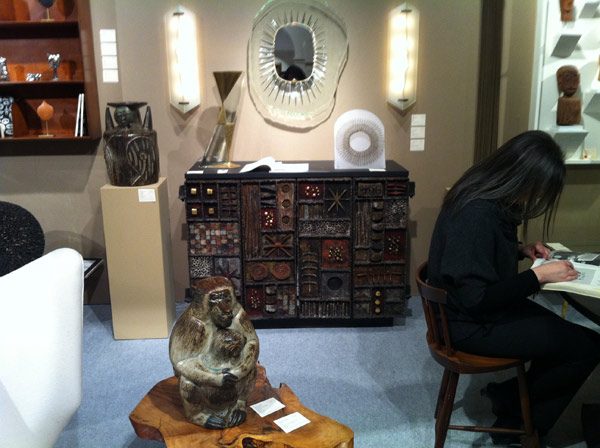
[{"xmin": 0, "ymin": 248, "xmax": 84, "ymax": 448}]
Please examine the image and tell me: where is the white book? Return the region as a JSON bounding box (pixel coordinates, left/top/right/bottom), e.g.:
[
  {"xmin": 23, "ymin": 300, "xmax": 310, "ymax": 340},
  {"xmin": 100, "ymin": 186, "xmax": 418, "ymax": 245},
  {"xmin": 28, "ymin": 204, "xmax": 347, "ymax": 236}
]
[
  {"xmin": 78, "ymin": 93, "xmax": 85, "ymax": 136},
  {"xmin": 532, "ymin": 245, "xmax": 600, "ymax": 299},
  {"xmin": 74, "ymin": 93, "xmax": 82, "ymax": 136}
]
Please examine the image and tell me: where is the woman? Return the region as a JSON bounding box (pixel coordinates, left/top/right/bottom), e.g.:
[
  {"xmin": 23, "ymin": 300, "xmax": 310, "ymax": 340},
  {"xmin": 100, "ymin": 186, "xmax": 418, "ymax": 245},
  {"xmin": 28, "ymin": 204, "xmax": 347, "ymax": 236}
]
[{"xmin": 427, "ymin": 130, "xmax": 600, "ymax": 442}]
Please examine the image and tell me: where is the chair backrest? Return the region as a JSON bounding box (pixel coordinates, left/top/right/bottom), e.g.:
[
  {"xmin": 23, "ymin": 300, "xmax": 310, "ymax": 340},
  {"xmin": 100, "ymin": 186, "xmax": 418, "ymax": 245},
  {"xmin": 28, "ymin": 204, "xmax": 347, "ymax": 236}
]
[
  {"xmin": 0, "ymin": 248, "xmax": 83, "ymax": 448},
  {"xmin": 415, "ymin": 262, "xmax": 455, "ymax": 357}
]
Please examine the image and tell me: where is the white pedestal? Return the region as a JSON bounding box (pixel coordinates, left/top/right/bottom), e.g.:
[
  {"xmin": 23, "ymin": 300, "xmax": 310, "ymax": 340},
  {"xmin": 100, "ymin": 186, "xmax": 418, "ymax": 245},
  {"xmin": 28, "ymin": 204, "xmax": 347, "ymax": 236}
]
[{"xmin": 100, "ymin": 177, "xmax": 175, "ymax": 339}]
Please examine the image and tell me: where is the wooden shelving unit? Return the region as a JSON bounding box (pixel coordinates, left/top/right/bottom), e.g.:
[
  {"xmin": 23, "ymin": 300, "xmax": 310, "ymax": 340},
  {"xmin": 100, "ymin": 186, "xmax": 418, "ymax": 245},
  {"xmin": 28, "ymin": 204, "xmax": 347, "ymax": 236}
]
[{"xmin": 0, "ymin": 0, "xmax": 100, "ymax": 143}]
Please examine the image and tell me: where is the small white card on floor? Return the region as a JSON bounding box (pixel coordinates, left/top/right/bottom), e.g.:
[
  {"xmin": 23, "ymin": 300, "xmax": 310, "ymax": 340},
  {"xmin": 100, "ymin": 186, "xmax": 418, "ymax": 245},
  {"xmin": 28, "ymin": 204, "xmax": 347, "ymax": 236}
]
[
  {"xmin": 273, "ymin": 412, "xmax": 310, "ymax": 433},
  {"xmin": 250, "ymin": 397, "xmax": 285, "ymax": 417}
]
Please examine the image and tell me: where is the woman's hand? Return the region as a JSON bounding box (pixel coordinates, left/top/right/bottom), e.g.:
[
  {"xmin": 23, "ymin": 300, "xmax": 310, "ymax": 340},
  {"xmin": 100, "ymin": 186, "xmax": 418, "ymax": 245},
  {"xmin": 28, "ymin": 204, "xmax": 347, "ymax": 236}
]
[
  {"xmin": 520, "ymin": 241, "xmax": 551, "ymax": 261},
  {"xmin": 532, "ymin": 260, "xmax": 579, "ymax": 284}
]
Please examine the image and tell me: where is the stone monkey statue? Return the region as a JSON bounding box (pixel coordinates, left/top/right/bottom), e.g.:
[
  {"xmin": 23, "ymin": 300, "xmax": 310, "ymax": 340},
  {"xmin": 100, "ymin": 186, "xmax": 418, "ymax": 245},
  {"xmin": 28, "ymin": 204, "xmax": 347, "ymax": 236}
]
[
  {"xmin": 556, "ymin": 65, "xmax": 581, "ymax": 125},
  {"xmin": 169, "ymin": 276, "xmax": 259, "ymax": 429}
]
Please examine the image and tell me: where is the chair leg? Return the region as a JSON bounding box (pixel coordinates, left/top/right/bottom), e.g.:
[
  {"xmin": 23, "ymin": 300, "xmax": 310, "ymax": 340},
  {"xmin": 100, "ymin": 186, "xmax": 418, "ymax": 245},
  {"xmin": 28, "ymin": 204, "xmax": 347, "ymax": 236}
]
[
  {"xmin": 516, "ymin": 365, "xmax": 540, "ymax": 448},
  {"xmin": 435, "ymin": 370, "xmax": 459, "ymax": 448},
  {"xmin": 435, "ymin": 369, "xmax": 450, "ymax": 419}
]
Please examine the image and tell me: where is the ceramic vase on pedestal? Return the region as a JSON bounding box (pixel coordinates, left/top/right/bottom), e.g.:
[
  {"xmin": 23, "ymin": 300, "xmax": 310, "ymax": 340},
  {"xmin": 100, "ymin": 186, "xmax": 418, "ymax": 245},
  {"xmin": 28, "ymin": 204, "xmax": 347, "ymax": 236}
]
[{"xmin": 103, "ymin": 102, "xmax": 160, "ymax": 186}]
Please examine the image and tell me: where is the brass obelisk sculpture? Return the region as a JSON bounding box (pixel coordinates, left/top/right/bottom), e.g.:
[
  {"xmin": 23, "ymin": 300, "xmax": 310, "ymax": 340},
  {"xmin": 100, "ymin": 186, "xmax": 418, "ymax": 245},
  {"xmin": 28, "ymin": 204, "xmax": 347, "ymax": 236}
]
[{"xmin": 201, "ymin": 71, "xmax": 243, "ymax": 168}]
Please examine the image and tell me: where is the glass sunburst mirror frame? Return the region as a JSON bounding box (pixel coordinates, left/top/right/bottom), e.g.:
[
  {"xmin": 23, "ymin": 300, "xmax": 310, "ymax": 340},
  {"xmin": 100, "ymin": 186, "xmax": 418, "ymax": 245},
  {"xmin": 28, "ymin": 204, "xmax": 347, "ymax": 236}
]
[{"xmin": 247, "ymin": 0, "xmax": 348, "ymax": 129}]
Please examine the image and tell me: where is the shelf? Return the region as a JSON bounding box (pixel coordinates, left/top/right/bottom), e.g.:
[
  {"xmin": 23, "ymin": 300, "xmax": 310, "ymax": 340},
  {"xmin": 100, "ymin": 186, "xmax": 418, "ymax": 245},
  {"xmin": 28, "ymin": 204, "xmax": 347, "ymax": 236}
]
[
  {"xmin": 0, "ymin": 0, "xmax": 100, "ymax": 143},
  {"xmin": 565, "ymin": 159, "xmax": 600, "ymax": 165},
  {"xmin": 551, "ymin": 33, "xmax": 581, "ymax": 58},
  {"xmin": 579, "ymin": 1, "xmax": 600, "ymax": 18},
  {"xmin": 584, "ymin": 92, "xmax": 600, "ymax": 120},
  {"xmin": 1, "ymin": 135, "xmax": 96, "ymax": 142},
  {"xmin": 0, "ymin": 20, "xmax": 79, "ymax": 38},
  {"xmin": 550, "ymin": 125, "xmax": 588, "ymax": 136},
  {"xmin": 0, "ymin": 81, "xmax": 84, "ymax": 98}
]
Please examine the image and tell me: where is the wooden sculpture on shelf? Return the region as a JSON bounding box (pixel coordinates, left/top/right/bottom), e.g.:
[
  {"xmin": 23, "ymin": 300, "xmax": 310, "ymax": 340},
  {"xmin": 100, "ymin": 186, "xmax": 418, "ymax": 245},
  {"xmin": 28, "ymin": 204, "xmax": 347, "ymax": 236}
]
[
  {"xmin": 36, "ymin": 100, "xmax": 54, "ymax": 137},
  {"xmin": 168, "ymin": 276, "xmax": 259, "ymax": 429},
  {"xmin": 560, "ymin": 0, "xmax": 575, "ymax": 21},
  {"xmin": 556, "ymin": 65, "xmax": 581, "ymax": 125}
]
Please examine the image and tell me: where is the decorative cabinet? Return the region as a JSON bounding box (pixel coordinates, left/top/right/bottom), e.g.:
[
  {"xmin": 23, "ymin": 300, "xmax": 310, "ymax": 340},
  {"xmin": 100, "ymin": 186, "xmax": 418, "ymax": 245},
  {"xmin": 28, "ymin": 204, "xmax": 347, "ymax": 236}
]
[
  {"xmin": 181, "ymin": 161, "xmax": 414, "ymax": 327},
  {"xmin": 0, "ymin": 0, "xmax": 100, "ymax": 142}
]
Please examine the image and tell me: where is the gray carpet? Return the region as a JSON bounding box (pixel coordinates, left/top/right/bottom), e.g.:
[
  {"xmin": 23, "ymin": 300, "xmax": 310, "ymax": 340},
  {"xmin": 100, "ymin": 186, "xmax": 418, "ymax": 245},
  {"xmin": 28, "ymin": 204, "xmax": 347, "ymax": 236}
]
[{"xmin": 56, "ymin": 293, "xmax": 596, "ymax": 447}]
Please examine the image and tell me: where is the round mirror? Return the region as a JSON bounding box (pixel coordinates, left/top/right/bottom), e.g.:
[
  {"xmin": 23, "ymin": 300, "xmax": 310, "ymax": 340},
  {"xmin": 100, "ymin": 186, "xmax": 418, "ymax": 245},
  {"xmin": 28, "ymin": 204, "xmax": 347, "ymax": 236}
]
[
  {"xmin": 248, "ymin": 0, "xmax": 348, "ymax": 129},
  {"xmin": 274, "ymin": 25, "xmax": 314, "ymax": 82}
]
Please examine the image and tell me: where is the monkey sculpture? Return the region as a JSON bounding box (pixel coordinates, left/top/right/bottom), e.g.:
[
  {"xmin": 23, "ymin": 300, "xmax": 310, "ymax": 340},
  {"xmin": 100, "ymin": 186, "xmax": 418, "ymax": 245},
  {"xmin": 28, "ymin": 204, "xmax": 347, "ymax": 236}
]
[{"xmin": 169, "ymin": 276, "xmax": 259, "ymax": 429}]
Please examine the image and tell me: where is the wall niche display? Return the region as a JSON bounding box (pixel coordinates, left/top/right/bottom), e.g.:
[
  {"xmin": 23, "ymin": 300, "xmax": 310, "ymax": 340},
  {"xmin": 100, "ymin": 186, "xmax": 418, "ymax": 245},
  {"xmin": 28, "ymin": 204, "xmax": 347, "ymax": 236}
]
[
  {"xmin": 532, "ymin": 0, "xmax": 600, "ymax": 163},
  {"xmin": 247, "ymin": 0, "xmax": 348, "ymax": 129},
  {"xmin": 0, "ymin": 0, "xmax": 100, "ymax": 142}
]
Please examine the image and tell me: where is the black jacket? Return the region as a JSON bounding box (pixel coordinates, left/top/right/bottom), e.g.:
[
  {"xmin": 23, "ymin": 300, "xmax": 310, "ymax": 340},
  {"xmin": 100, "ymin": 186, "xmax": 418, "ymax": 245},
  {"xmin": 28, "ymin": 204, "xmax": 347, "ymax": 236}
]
[{"xmin": 427, "ymin": 199, "xmax": 540, "ymax": 339}]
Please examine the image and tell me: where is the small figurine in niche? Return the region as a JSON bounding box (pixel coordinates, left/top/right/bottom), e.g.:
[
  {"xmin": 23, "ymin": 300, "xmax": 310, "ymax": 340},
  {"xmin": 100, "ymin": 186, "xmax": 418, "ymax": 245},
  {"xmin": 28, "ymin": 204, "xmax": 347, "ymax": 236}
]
[
  {"xmin": 0, "ymin": 57, "xmax": 8, "ymax": 81},
  {"xmin": 169, "ymin": 276, "xmax": 259, "ymax": 429},
  {"xmin": 38, "ymin": 0, "xmax": 55, "ymax": 21},
  {"xmin": 47, "ymin": 53, "xmax": 60, "ymax": 80},
  {"xmin": 560, "ymin": 0, "xmax": 575, "ymax": 21},
  {"xmin": 26, "ymin": 73, "xmax": 42, "ymax": 82},
  {"xmin": 0, "ymin": 96, "xmax": 13, "ymax": 137},
  {"xmin": 556, "ymin": 65, "xmax": 581, "ymax": 125},
  {"xmin": 103, "ymin": 102, "xmax": 159, "ymax": 186},
  {"xmin": 36, "ymin": 100, "xmax": 54, "ymax": 137}
]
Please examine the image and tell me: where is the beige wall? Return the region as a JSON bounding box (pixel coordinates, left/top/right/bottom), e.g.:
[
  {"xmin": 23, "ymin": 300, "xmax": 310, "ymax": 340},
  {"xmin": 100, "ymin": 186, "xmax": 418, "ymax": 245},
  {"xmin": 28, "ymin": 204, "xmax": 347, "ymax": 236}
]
[{"xmin": 0, "ymin": 0, "xmax": 481, "ymax": 303}]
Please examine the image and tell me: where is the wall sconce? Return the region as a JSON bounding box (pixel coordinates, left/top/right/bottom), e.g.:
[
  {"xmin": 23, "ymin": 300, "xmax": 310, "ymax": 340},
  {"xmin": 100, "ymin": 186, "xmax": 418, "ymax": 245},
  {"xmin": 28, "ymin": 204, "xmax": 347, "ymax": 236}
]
[
  {"xmin": 165, "ymin": 5, "xmax": 200, "ymax": 113},
  {"xmin": 387, "ymin": 3, "xmax": 419, "ymax": 111}
]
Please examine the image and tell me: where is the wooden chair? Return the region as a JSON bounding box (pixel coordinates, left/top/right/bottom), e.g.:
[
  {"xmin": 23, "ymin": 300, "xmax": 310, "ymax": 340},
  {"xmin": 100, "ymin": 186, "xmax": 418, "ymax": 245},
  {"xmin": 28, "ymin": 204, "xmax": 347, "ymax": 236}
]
[{"xmin": 415, "ymin": 262, "xmax": 539, "ymax": 448}]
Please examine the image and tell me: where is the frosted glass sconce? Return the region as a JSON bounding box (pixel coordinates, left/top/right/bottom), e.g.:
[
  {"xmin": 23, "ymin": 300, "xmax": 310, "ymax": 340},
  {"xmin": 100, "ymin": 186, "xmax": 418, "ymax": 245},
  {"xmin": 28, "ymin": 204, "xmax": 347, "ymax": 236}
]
[
  {"xmin": 165, "ymin": 5, "xmax": 200, "ymax": 113},
  {"xmin": 387, "ymin": 3, "xmax": 419, "ymax": 110}
]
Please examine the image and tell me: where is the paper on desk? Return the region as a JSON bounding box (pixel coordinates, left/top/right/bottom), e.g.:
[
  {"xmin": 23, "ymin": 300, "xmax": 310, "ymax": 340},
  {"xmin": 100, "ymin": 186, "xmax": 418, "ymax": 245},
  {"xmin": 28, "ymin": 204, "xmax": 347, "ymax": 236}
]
[
  {"xmin": 546, "ymin": 242, "xmax": 571, "ymax": 251},
  {"xmin": 274, "ymin": 412, "xmax": 310, "ymax": 433},
  {"xmin": 240, "ymin": 156, "xmax": 309, "ymax": 173},
  {"xmin": 250, "ymin": 397, "xmax": 285, "ymax": 417}
]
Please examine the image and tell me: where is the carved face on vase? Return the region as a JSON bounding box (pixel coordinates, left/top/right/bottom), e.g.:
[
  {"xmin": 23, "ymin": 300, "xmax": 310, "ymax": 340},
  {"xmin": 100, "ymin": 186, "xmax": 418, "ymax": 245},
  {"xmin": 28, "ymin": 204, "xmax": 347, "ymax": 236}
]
[
  {"xmin": 560, "ymin": 0, "xmax": 575, "ymax": 21},
  {"xmin": 113, "ymin": 106, "xmax": 137, "ymax": 129},
  {"xmin": 556, "ymin": 65, "xmax": 579, "ymax": 97}
]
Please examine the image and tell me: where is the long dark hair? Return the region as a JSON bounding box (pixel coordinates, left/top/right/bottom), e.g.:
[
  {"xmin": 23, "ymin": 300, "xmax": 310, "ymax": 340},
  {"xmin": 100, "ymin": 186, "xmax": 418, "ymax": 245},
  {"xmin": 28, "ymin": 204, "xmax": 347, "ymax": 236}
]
[{"xmin": 443, "ymin": 130, "xmax": 565, "ymax": 237}]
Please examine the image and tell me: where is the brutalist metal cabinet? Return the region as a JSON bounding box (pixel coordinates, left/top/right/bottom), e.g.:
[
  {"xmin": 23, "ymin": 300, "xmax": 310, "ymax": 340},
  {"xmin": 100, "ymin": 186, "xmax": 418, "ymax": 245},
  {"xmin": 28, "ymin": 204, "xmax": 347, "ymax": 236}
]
[{"xmin": 180, "ymin": 160, "xmax": 414, "ymax": 327}]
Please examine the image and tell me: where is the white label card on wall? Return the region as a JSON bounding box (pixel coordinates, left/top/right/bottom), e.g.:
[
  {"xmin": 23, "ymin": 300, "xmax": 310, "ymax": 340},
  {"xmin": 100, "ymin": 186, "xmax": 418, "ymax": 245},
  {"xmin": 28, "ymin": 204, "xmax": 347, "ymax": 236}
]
[
  {"xmin": 273, "ymin": 412, "xmax": 310, "ymax": 433},
  {"xmin": 99, "ymin": 29, "xmax": 116, "ymax": 42},
  {"xmin": 102, "ymin": 69, "xmax": 119, "ymax": 83},
  {"xmin": 410, "ymin": 126, "xmax": 426, "ymax": 139},
  {"xmin": 411, "ymin": 114, "xmax": 426, "ymax": 126},
  {"xmin": 138, "ymin": 189, "xmax": 156, "ymax": 203},
  {"xmin": 410, "ymin": 138, "xmax": 425, "ymax": 152}
]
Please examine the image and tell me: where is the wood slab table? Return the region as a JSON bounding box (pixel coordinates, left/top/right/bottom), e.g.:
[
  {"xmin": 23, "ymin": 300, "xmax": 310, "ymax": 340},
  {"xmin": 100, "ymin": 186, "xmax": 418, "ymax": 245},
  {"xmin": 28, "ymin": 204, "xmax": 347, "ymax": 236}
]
[{"xmin": 130, "ymin": 365, "xmax": 354, "ymax": 448}]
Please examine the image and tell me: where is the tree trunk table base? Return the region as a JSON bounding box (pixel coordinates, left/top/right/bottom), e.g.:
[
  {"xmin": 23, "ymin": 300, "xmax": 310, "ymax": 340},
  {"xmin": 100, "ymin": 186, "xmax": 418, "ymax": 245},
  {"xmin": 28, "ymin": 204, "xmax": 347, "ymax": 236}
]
[{"xmin": 130, "ymin": 365, "xmax": 354, "ymax": 448}]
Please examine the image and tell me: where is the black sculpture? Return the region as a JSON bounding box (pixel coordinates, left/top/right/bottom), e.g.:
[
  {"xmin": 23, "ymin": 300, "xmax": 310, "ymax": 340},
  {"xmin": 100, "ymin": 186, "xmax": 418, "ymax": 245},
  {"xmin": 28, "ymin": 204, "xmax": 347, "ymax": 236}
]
[
  {"xmin": 103, "ymin": 102, "xmax": 159, "ymax": 187},
  {"xmin": 0, "ymin": 202, "xmax": 44, "ymax": 276}
]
